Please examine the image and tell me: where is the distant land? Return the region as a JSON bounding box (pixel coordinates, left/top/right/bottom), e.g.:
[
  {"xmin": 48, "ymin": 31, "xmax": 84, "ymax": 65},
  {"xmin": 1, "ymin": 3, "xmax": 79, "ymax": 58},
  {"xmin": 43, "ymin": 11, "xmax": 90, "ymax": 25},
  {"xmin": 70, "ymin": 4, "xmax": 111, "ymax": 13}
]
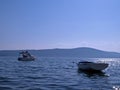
[
  {"xmin": 37, "ymin": 47, "xmax": 120, "ymax": 58},
  {"xmin": 0, "ymin": 47, "xmax": 120, "ymax": 58}
]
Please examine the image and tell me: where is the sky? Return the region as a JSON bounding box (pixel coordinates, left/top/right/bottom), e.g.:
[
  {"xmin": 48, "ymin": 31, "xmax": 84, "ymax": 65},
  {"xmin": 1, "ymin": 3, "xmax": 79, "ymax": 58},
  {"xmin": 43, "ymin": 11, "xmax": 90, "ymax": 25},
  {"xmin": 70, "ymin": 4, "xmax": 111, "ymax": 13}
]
[{"xmin": 0, "ymin": 0, "xmax": 120, "ymax": 52}]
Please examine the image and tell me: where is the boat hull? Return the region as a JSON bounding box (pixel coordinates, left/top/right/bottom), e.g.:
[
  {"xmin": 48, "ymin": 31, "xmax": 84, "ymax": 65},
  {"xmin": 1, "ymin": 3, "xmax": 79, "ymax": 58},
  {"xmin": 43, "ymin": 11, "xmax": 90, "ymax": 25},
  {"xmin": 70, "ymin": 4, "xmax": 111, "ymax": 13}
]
[
  {"xmin": 18, "ymin": 57, "xmax": 35, "ymax": 61},
  {"xmin": 78, "ymin": 62, "xmax": 108, "ymax": 71}
]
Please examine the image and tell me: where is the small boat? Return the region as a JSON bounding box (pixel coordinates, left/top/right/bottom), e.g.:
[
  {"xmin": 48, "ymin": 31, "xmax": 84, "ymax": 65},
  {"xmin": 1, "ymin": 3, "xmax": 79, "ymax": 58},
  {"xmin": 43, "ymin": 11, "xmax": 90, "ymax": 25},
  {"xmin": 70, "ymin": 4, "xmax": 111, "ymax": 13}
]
[
  {"xmin": 77, "ymin": 61, "xmax": 108, "ymax": 71},
  {"xmin": 18, "ymin": 51, "xmax": 35, "ymax": 61}
]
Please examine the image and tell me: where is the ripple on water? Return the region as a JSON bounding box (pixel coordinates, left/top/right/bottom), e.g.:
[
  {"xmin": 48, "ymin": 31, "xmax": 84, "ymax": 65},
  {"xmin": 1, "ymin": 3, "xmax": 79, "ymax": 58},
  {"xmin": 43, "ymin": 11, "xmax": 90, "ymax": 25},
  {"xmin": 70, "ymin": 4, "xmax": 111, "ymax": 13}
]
[{"xmin": 0, "ymin": 57, "xmax": 120, "ymax": 90}]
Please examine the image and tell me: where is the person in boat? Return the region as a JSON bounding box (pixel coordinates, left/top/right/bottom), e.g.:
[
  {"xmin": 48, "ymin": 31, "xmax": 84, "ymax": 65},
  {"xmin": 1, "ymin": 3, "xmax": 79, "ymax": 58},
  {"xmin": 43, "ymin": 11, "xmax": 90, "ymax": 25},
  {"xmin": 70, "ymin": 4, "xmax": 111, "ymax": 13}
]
[
  {"xmin": 25, "ymin": 51, "xmax": 31, "ymax": 57},
  {"xmin": 20, "ymin": 51, "xmax": 31, "ymax": 58}
]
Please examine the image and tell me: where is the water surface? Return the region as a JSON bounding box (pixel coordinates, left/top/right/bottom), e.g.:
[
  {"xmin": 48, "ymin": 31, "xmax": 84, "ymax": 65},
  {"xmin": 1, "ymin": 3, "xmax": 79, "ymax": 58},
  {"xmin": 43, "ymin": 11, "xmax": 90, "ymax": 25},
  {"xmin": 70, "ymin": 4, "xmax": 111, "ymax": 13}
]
[{"xmin": 0, "ymin": 52, "xmax": 120, "ymax": 90}]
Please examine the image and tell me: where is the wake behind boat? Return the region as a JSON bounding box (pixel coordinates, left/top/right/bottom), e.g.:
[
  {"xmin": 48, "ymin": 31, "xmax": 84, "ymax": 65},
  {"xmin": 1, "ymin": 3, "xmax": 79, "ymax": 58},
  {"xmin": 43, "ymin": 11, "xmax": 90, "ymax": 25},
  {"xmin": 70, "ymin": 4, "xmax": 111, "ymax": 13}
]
[
  {"xmin": 77, "ymin": 61, "xmax": 108, "ymax": 71},
  {"xmin": 18, "ymin": 51, "xmax": 35, "ymax": 61}
]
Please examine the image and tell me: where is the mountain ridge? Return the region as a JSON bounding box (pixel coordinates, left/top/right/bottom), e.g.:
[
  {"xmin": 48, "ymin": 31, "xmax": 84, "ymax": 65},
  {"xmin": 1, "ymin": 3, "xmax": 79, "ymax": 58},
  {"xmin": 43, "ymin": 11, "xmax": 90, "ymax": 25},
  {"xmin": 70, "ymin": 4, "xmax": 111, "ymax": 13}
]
[
  {"xmin": 0, "ymin": 47, "xmax": 120, "ymax": 58},
  {"xmin": 37, "ymin": 47, "xmax": 120, "ymax": 58}
]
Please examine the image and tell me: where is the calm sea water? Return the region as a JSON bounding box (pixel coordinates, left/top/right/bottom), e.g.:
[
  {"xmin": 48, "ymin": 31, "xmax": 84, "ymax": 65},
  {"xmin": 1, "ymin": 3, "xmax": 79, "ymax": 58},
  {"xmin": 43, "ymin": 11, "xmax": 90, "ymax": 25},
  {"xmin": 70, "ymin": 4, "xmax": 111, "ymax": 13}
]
[{"xmin": 0, "ymin": 51, "xmax": 120, "ymax": 90}]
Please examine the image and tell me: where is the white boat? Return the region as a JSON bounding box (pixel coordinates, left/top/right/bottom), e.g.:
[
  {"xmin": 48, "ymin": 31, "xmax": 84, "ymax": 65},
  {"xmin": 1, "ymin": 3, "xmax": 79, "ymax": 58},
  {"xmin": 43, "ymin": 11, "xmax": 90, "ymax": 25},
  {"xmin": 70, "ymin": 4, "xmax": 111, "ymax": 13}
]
[
  {"xmin": 18, "ymin": 51, "xmax": 35, "ymax": 61},
  {"xmin": 77, "ymin": 61, "xmax": 108, "ymax": 71}
]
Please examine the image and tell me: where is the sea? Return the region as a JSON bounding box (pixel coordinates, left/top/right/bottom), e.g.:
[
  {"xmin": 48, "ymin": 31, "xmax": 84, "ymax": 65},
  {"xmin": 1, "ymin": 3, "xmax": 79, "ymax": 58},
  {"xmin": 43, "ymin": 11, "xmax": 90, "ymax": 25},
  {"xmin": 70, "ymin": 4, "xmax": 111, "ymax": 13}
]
[{"xmin": 0, "ymin": 51, "xmax": 120, "ymax": 90}]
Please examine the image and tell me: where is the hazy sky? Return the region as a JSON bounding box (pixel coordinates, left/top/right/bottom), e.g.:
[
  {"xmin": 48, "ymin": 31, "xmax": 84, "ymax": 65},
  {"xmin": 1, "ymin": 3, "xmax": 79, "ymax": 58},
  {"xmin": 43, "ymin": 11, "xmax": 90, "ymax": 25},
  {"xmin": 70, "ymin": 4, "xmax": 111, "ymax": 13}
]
[{"xmin": 0, "ymin": 0, "xmax": 120, "ymax": 52}]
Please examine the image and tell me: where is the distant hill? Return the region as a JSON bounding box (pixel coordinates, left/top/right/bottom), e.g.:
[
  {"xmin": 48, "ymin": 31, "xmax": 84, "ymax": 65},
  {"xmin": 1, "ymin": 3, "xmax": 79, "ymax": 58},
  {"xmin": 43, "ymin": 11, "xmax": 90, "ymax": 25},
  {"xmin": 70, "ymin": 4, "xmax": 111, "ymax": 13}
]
[
  {"xmin": 0, "ymin": 47, "xmax": 120, "ymax": 58},
  {"xmin": 37, "ymin": 47, "xmax": 120, "ymax": 58}
]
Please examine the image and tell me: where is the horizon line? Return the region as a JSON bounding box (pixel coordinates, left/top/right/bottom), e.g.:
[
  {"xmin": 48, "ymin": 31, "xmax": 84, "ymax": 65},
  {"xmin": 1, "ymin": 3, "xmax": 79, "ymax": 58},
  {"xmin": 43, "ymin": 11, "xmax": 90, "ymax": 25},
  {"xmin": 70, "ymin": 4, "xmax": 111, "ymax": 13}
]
[{"xmin": 0, "ymin": 47, "xmax": 119, "ymax": 53}]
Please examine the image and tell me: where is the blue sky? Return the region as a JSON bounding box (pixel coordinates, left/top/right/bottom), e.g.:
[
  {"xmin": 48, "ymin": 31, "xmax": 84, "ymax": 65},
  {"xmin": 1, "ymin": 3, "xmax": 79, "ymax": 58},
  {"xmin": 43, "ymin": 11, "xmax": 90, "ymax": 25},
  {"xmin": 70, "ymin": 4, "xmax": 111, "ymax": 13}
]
[{"xmin": 0, "ymin": 0, "xmax": 120, "ymax": 52}]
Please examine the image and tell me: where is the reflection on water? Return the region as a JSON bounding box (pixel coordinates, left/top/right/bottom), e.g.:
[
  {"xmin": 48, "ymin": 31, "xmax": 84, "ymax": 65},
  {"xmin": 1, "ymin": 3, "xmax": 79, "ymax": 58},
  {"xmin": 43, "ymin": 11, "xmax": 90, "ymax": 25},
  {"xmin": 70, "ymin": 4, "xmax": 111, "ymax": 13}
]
[{"xmin": 77, "ymin": 69, "xmax": 108, "ymax": 78}]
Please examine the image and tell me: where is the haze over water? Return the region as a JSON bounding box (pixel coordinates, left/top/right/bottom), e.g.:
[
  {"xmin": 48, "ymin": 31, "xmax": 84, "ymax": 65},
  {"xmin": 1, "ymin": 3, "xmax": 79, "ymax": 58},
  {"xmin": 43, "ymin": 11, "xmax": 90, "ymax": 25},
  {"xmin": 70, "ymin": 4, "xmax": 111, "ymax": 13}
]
[{"xmin": 0, "ymin": 51, "xmax": 120, "ymax": 90}]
